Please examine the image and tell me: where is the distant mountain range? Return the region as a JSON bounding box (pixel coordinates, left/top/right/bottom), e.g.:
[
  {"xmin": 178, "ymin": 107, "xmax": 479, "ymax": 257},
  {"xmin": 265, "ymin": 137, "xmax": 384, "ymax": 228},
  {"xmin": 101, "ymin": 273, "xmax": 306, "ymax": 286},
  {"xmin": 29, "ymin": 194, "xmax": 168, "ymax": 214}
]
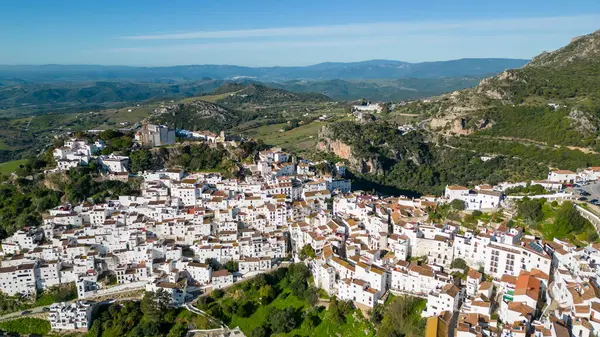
[
  {"xmin": 0, "ymin": 76, "xmax": 492, "ymax": 117},
  {"xmin": 0, "ymin": 58, "xmax": 529, "ymax": 82}
]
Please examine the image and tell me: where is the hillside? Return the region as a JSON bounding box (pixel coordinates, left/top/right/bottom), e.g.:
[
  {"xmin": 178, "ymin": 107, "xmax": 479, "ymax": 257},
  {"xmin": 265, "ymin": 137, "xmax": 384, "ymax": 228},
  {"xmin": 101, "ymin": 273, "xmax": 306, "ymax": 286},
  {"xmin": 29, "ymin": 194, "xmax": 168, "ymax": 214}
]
[
  {"xmin": 215, "ymin": 83, "xmax": 331, "ymax": 106},
  {"xmin": 147, "ymin": 83, "xmax": 332, "ymax": 133},
  {"xmin": 405, "ymin": 29, "xmax": 600, "ymax": 151},
  {"xmin": 317, "ymin": 121, "xmax": 548, "ymax": 195},
  {"xmin": 477, "ymin": 31, "xmax": 600, "ymax": 105},
  {"xmin": 150, "ymin": 100, "xmax": 245, "ymax": 132},
  {"xmin": 0, "ymin": 79, "xmax": 227, "ymax": 117},
  {"xmin": 271, "ymin": 77, "xmax": 484, "ymax": 101}
]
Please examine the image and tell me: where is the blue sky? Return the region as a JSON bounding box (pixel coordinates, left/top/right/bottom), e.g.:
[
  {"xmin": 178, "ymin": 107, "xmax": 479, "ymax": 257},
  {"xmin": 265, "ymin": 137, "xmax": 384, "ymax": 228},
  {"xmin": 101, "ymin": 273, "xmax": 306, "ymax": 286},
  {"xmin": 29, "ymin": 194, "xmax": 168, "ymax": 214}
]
[{"xmin": 1, "ymin": 0, "xmax": 600, "ymax": 66}]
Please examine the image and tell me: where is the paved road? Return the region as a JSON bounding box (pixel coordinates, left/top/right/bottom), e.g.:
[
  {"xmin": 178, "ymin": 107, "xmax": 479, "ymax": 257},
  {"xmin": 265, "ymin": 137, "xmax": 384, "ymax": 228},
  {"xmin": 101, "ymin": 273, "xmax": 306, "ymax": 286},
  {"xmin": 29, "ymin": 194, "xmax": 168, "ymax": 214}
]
[
  {"xmin": 581, "ymin": 181, "xmax": 600, "ymax": 202},
  {"xmin": 0, "ymin": 293, "xmax": 143, "ymax": 322},
  {"xmin": 417, "ymin": 119, "xmax": 431, "ymax": 130},
  {"xmin": 0, "ymin": 306, "xmax": 48, "ymax": 322}
]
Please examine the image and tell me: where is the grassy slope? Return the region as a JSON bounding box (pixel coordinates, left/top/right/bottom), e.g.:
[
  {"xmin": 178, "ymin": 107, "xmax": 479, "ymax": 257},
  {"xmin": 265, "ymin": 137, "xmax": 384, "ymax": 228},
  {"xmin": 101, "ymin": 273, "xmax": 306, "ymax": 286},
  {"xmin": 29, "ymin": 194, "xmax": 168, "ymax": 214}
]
[
  {"xmin": 0, "ymin": 159, "xmax": 27, "ymax": 174},
  {"xmin": 226, "ymin": 290, "xmax": 375, "ymax": 337},
  {"xmin": 0, "ymin": 318, "xmax": 51, "ymax": 335},
  {"xmin": 287, "ymin": 309, "xmax": 375, "ymax": 337},
  {"xmin": 228, "ymin": 291, "xmax": 306, "ymax": 332},
  {"xmin": 242, "ymin": 121, "xmax": 324, "ymax": 151}
]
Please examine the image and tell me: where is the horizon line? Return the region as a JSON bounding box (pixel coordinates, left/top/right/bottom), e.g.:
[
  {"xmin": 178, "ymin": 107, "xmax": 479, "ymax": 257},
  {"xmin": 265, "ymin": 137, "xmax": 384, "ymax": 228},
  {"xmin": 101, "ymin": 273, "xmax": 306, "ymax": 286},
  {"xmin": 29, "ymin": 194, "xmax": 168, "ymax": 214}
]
[{"xmin": 0, "ymin": 57, "xmax": 531, "ymax": 68}]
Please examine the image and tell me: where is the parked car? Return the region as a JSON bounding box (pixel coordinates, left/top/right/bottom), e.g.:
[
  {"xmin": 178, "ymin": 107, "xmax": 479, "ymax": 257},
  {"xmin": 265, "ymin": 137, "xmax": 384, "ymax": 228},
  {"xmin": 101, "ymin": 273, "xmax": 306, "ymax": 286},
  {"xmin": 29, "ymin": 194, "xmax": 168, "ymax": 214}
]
[
  {"xmin": 21, "ymin": 310, "xmax": 32, "ymax": 315},
  {"xmin": 42, "ymin": 307, "xmax": 51, "ymax": 312},
  {"xmin": 590, "ymin": 199, "xmax": 599, "ymax": 205},
  {"xmin": 578, "ymin": 197, "xmax": 588, "ymax": 201}
]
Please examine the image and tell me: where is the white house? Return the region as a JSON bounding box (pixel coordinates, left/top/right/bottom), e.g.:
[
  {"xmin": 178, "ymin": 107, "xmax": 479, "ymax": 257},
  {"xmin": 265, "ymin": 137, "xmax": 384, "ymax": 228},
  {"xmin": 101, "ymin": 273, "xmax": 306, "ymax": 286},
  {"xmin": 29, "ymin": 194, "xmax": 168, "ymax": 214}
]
[
  {"xmin": 239, "ymin": 257, "xmax": 271, "ymax": 274},
  {"xmin": 422, "ymin": 284, "xmax": 461, "ymax": 317},
  {"xmin": 211, "ymin": 270, "xmax": 233, "ymax": 289},
  {"xmin": 0, "ymin": 263, "xmax": 39, "ymax": 296},
  {"xmin": 547, "ymin": 170, "xmax": 578, "ymax": 184},
  {"xmin": 185, "ymin": 262, "xmax": 212, "ymax": 285},
  {"xmin": 99, "ymin": 154, "xmax": 129, "ymax": 173},
  {"xmin": 49, "ymin": 301, "xmax": 96, "ymax": 331}
]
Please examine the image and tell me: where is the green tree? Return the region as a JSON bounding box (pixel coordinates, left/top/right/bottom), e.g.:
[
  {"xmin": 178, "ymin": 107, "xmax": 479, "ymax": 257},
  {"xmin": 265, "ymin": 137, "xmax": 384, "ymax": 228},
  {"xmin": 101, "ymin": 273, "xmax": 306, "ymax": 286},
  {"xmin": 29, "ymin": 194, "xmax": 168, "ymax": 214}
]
[
  {"xmin": 370, "ymin": 303, "xmax": 385, "ymax": 324},
  {"xmin": 547, "ymin": 201, "xmax": 591, "ymax": 239},
  {"xmin": 450, "ymin": 258, "xmax": 469, "ymax": 271},
  {"xmin": 211, "ymin": 288, "xmax": 224, "ymax": 300},
  {"xmin": 378, "ymin": 296, "xmax": 426, "ymax": 337},
  {"xmin": 129, "ymin": 149, "xmax": 156, "ymax": 173},
  {"xmin": 205, "ymin": 258, "xmax": 222, "ymax": 271},
  {"xmin": 224, "ymin": 260, "xmax": 239, "ymax": 273},
  {"xmin": 141, "ymin": 290, "xmax": 171, "ymax": 321},
  {"xmin": 517, "ymin": 198, "xmax": 544, "ymax": 223},
  {"xmin": 166, "ymin": 323, "xmax": 187, "ymax": 337},
  {"xmin": 249, "ymin": 324, "xmax": 270, "ymax": 337},
  {"xmin": 450, "ymin": 199, "xmax": 466, "ymax": 211},
  {"xmin": 286, "ymin": 263, "xmax": 309, "ymax": 299},
  {"xmin": 131, "ymin": 321, "xmax": 162, "ymax": 337},
  {"xmin": 302, "ymin": 309, "xmax": 321, "ymax": 330},
  {"xmin": 299, "ymin": 244, "xmax": 316, "ymax": 260},
  {"xmin": 328, "ymin": 297, "xmax": 353, "ymax": 325},
  {"xmin": 235, "ymin": 300, "xmax": 255, "ymax": 318},
  {"xmin": 258, "ymin": 285, "xmax": 276, "ymax": 305},
  {"xmin": 305, "ymin": 286, "xmax": 319, "ymax": 307},
  {"xmin": 269, "ymin": 307, "xmax": 299, "ymax": 334}
]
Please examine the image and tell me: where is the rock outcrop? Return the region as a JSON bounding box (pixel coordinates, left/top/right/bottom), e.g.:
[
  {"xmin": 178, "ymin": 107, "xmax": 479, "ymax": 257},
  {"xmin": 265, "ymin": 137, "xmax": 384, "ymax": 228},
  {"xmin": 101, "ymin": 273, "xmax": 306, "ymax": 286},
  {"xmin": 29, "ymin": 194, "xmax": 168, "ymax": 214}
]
[{"xmin": 317, "ymin": 126, "xmax": 383, "ymax": 175}]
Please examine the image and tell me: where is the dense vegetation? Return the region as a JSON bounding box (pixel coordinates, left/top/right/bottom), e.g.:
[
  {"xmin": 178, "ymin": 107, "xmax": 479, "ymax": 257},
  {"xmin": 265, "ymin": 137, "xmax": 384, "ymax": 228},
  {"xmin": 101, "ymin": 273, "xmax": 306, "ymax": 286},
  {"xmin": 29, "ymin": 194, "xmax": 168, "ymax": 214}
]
[
  {"xmin": 86, "ymin": 264, "xmax": 415, "ymax": 337},
  {"xmin": 505, "ymin": 57, "xmax": 600, "ymax": 104},
  {"xmin": 0, "ymin": 158, "xmax": 63, "ymax": 238},
  {"xmin": 448, "ymin": 137, "xmax": 600, "ymax": 172},
  {"xmin": 50, "ymin": 166, "xmax": 140, "ymax": 204},
  {"xmin": 326, "ymin": 121, "xmax": 547, "ymax": 195},
  {"xmin": 0, "ymin": 317, "xmax": 51, "ymax": 335},
  {"xmin": 87, "ymin": 290, "xmax": 216, "ymax": 337},
  {"xmin": 150, "ymin": 100, "xmax": 248, "ymax": 133},
  {"xmin": 0, "ymin": 155, "xmax": 139, "ymax": 239},
  {"xmin": 192, "ymin": 263, "xmax": 427, "ymax": 337},
  {"xmin": 129, "ymin": 141, "xmax": 261, "ymax": 176},
  {"xmin": 197, "ymin": 263, "xmax": 322, "ymax": 335},
  {"xmin": 516, "ymin": 200, "xmax": 598, "ymax": 243},
  {"xmin": 477, "ymin": 105, "xmax": 600, "ymax": 148},
  {"xmin": 372, "ymin": 296, "xmax": 427, "ymax": 337},
  {"xmin": 98, "ymin": 129, "xmax": 136, "ymax": 155},
  {"xmin": 505, "ymin": 184, "xmax": 548, "ymax": 196},
  {"xmin": 326, "ymin": 121, "xmax": 430, "ymax": 165}
]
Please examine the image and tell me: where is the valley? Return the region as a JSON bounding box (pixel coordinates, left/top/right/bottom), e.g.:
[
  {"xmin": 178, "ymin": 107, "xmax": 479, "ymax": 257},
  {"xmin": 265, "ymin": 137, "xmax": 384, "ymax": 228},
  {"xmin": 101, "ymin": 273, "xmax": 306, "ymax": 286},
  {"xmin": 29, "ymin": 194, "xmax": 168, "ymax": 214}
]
[{"xmin": 1, "ymin": 27, "xmax": 600, "ymax": 337}]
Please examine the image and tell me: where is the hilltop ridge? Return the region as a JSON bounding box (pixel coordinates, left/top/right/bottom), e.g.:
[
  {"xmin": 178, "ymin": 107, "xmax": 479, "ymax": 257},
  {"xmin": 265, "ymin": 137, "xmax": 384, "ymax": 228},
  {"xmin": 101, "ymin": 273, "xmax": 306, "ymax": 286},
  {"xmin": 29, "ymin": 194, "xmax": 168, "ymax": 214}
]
[{"xmin": 404, "ymin": 29, "xmax": 600, "ymax": 146}]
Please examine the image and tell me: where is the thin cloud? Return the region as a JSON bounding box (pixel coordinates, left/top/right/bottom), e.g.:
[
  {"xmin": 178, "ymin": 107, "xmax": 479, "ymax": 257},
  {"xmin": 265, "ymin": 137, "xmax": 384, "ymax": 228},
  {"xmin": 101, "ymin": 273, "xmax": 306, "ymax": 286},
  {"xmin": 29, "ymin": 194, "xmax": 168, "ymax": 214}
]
[
  {"xmin": 108, "ymin": 37, "xmax": 393, "ymax": 53},
  {"xmin": 121, "ymin": 15, "xmax": 600, "ymax": 40}
]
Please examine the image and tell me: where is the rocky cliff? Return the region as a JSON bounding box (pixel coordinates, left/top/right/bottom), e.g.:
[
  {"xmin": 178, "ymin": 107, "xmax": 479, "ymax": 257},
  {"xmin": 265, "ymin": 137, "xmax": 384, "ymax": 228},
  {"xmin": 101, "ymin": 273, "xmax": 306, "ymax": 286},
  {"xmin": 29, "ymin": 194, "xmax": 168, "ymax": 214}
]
[{"xmin": 317, "ymin": 125, "xmax": 386, "ymax": 175}]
